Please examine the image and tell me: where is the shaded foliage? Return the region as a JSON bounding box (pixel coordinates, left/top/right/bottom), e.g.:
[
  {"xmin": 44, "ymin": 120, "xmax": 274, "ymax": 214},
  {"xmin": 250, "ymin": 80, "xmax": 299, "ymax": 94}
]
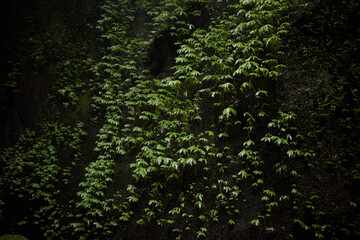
[{"xmin": 0, "ymin": 0, "xmax": 359, "ymax": 239}]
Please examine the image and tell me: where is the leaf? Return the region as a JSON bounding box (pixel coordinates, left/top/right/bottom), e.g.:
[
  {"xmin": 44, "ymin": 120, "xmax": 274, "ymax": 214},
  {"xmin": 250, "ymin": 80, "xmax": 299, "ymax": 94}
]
[
  {"xmin": 166, "ymin": 173, "xmax": 179, "ymax": 181},
  {"xmin": 269, "ymin": 71, "xmax": 280, "ymax": 78},
  {"xmin": 238, "ymin": 169, "xmax": 249, "ymax": 179},
  {"xmin": 243, "ymin": 139, "xmax": 254, "ymax": 147},
  {"xmin": 265, "ymin": 35, "xmax": 281, "ymax": 47},
  {"xmin": 166, "ymin": 79, "xmax": 181, "ymax": 87},
  {"xmin": 175, "ymin": 57, "xmax": 189, "ymax": 64},
  {"xmin": 186, "ymin": 157, "xmax": 196, "ymax": 166},
  {"xmin": 128, "ymin": 195, "xmax": 139, "ymax": 202},
  {"xmin": 258, "ymin": 111, "xmax": 266, "ymax": 117},
  {"xmin": 170, "ymin": 161, "xmax": 178, "ymax": 170},
  {"xmin": 262, "ymin": 196, "xmax": 269, "ymax": 201},
  {"xmin": 233, "ymin": 66, "xmax": 248, "ymax": 76},
  {"xmin": 310, "ymin": 195, "xmax": 320, "ymax": 200},
  {"xmin": 177, "ymin": 148, "xmax": 188, "ymax": 155},
  {"xmin": 218, "ymin": 132, "xmax": 229, "ymax": 138},
  {"xmin": 149, "ymin": 199, "xmax": 160, "ymax": 207},
  {"xmin": 196, "ymin": 193, "xmax": 203, "ymax": 201},
  {"xmin": 219, "ymin": 82, "xmax": 235, "ymax": 92},
  {"xmin": 216, "ymin": 193, "xmax": 226, "ymax": 200},
  {"xmin": 238, "ymin": 149, "xmax": 249, "ymax": 158},
  {"xmin": 266, "ymin": 227, "xmax": 276, "ymax": 232},
  {"xmin": 196, "ymin": 230, "xmax": 206, "ymax": 238},
  {"xmin": 265, "ymin": 189, "xmax": 276, "ymax": 197},
  {"xmin": 222, "ymin": 107, "xmax": 237, "ymax": 119},
  {"xmin": 133, "ymin": 126, "xmax": 142, "ymax": 132},
  {"xmin": 293, "ymin": 219, "xmax": 310, "ymax": 230},
  {"xmin": 167, "ymin": 132, "xmax": 179, "ymax": 139},
  {"xmin": 195, "ymin": 201, "xmax": 204, "ymax": 209},
  {"xmin": 250, "ymin": 219, "xmax": 260, "ymax": 226},
  {"xmin": 255, "ymin": 90, "xmax": 268, "ymax": 98},
  {"xmin": 287, "ymin": 150, "xmax": 294, "ymax": 158},
  {"xmin": 198, "ymin": 215, "xmax": 206, "ymax": 221},
  {"xmin": 205, "ymin": 131, "xmax": 214, "ymax": 137},
  {"xmin": 127, "ymin": 184, "xmax": 136, "ymax": 191},
  {"xmin": 240, "ymin": 82, "xmax": 254, "ymax": 92}
]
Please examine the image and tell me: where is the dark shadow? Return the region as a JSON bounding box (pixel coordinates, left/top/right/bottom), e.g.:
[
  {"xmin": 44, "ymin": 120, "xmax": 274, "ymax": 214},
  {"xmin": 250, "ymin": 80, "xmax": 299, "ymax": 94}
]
[{"xmin": 148, "ymin": 30, "xmax": 178, "ymax": 76}]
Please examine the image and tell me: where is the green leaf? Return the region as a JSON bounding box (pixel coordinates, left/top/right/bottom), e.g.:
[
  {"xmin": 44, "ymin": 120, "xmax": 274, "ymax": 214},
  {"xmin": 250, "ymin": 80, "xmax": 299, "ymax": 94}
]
[
  {"xmin": 218, "ymin": 132, "xmax": 229, "ymax": 138},
  {"xmin": 240, "ymin": 82, "xmax": 254, "ymax": 92},
  {"xmin": 128, "ymin": 195, "xmax": 139, "ymax": 202},
  {"xmin": 205, "ymin": 131, "xmax": 214, "ymax": 137},
  {"xmin": 266, "ymin": 227, "xmax": 276, "ymax": 232},
  {"xmin": 243, "ymin": 139, "xmax": 254, "ymax": 147},
  {"xmin": 293, "ymin": 219, "xmax": 310, "ymax": 230},
  {"xmin": 195, "ymin": 201, "xmax": 204, "ymax": 209},
  {"xmin": 219, "ymin": 82, "xmax": 235, "ymax": 92},
  {"xmin": 221, "ymin": 107, "xmax": 237, "ymax": 120},
  {"xmin": 238, "ymin": 169, "xmax": 249, "ymax": 179},
  {"xmin": 175, "ymin": 57, "xmax": 189, "ymax": 64},
  {"xmin": 250, "ymin": 219, "xmax": 260, "ymax": 226},
  {"xmin": 186, "ymin": 157, "xmax": 196, "ymax": 166}
]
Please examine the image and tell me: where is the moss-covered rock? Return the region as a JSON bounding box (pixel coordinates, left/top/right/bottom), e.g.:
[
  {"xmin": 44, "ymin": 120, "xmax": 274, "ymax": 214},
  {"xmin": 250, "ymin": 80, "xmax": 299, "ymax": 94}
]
[{"xmin": 0, "ymin": 235, "xmax": 28, "ymax": 240}]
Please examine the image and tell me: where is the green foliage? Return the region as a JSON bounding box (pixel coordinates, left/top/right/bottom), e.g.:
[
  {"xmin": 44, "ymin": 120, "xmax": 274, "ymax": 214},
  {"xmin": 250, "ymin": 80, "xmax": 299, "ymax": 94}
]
[
  {"xmin": 0, "ymin": 122, "xmax": 86, "ymax": 239},
  {"xmin": 1, "ymin": 0, "xmax": 360, "ymax": 239}
]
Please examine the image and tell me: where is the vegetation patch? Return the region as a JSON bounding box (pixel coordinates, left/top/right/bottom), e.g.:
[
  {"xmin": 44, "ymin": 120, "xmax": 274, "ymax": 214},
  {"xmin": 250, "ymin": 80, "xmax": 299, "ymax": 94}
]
[{"xmin": 0, "ymin": 0, "xmax": 359, "ymax": 239}]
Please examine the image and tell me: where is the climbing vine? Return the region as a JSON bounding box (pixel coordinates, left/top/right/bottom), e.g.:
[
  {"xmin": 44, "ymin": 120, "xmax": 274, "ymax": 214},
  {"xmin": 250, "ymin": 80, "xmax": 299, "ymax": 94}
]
[
  {"xmin": 72, "ymin": 0, "xmax": 318, "ymax": 239},
  {"xmin": 0, "ymin": 121, "xmax": 86, "ymax": 239},
  {"xmin": 1, "ymin": 0, "xmax": 359, "ymax": 239}
]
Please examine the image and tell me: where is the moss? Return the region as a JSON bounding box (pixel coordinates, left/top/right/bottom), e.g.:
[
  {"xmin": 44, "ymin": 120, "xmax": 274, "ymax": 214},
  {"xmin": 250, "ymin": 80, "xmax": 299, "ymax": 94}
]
[
  {"xmin": 67, "ymin": 90, "xmax": 92, "ymax": 123},
  {"xmin": 0, "ymin": 235, "xmax": 28, "ymax": 240}
]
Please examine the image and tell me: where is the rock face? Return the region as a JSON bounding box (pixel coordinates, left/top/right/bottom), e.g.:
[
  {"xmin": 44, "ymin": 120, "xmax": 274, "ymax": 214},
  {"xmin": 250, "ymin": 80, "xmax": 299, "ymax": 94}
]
[{"xmin": 0, "ymin": 0, "xmax": 359, "ymax": 239}]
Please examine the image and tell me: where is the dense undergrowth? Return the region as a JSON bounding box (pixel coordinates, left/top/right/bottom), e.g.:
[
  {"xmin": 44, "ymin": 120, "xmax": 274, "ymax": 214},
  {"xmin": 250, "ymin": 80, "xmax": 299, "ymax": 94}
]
[{"xmin": 0, "ymin": 0, "xmax": 359, "ymax": 239}]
